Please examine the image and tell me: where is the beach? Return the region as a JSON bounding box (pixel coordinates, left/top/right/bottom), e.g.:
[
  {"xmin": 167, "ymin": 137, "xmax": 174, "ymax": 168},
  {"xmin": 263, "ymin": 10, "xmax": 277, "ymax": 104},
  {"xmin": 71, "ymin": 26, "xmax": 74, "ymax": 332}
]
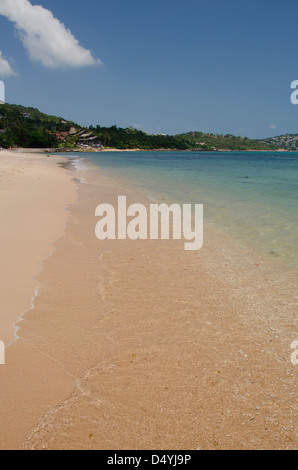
[
  {"xmin": 0, "ymin": 150, "xmax": 77, "ymax": 449},
  {"xmin": 0, "ymin": 150, "xmax": 297, "ymax": 450}
]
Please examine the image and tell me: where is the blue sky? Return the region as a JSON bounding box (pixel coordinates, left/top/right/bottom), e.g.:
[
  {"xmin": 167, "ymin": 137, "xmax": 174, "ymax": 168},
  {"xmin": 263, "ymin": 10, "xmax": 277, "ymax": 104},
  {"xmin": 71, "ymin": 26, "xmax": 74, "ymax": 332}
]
[{"xmin": 0, "ymin": 0, "xmax": 298, "ymax": 138}]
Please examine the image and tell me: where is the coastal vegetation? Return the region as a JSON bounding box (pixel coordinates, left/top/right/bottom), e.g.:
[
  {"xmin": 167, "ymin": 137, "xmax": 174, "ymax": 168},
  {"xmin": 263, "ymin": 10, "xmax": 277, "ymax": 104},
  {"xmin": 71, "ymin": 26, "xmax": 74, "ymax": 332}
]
[
  {"xmin": 176, "ymin": 131, "xmax": 277, "ymax": 152},
  {"xmin": 0, "ymin": 104, "xmax": 75, "ymax": 149},
  {"xmin": 0, "ymin": 103, "xmax": 281, "ymax": 151}
]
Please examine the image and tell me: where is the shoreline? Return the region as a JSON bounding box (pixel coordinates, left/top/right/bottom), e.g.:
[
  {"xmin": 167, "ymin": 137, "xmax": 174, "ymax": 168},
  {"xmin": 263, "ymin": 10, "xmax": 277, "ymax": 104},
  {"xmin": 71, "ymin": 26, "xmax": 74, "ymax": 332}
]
[
  {"xmin": 0, "ymin": 150, "xmax": 77, "ymax": 346},
  {"xmin": 0, "ymin": 150, "xmax": 77, "ymax": 449},
  {"xmin": 5, "ymin": 147, "xmax": 297, "ymax": 154},
  {"xmin": 0, "ymin": 151, "xmax": 296, "ymax": 449}
]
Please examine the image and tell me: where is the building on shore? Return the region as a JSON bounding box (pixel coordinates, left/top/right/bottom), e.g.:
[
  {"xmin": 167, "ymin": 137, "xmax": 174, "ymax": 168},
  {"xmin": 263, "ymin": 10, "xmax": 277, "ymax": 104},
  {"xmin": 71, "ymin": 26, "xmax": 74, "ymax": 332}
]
[{"xmin": 76, "ymin": 129, "xmax": 103, "ymax": 149}]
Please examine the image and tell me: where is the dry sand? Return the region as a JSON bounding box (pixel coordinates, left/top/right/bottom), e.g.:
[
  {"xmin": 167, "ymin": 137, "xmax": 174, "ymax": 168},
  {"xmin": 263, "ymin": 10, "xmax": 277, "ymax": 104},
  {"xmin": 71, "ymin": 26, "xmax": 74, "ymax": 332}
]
[
  {"xmin": 0, "ymin": 152, "xmax": 297, "ymax": 450},
  {"xmin": 0, "ymin": 150, "xmax": 77, "ymax": 449}
]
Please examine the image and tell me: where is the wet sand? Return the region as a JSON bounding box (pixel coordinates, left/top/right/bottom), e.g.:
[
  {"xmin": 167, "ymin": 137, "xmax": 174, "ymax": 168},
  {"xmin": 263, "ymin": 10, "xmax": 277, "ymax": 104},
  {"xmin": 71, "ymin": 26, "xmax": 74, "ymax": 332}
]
[{"xmin": 0, "ymin": 154, "xmax": 297, "ymax": 450}]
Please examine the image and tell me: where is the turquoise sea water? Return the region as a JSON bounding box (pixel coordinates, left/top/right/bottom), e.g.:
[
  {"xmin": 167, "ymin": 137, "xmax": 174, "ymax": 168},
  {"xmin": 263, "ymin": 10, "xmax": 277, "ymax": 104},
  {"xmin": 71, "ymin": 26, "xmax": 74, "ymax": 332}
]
[{"xmin": 68, "ymin": 151, "xmax": 298, "ymax": 269}]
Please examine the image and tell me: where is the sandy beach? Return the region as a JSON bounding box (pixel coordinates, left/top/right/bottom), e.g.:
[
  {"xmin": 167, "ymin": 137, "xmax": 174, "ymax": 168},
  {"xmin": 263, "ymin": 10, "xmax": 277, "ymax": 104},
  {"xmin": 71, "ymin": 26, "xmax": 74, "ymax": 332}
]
[
  {"xmin": 0, "ymin": 150, "xmax": 77, "ymax": 449},
  {"xmin": 0, "ymin": 151, "xmax": 296, "ymax": 450}
]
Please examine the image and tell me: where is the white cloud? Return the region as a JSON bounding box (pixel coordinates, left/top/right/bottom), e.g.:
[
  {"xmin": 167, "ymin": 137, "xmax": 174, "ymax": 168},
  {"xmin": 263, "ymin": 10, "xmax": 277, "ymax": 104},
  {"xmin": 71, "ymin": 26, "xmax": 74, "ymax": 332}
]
[
  {"xmin": 0, "ymin": 0, "xmax": 101, "ymax": 69},
  {"xmin": 0, "ymin": 51, "xmax": 15, "ymax": 77},
  {"xmin": 270, "ymin": 125, "xmax": 277, "ymax": 129}
]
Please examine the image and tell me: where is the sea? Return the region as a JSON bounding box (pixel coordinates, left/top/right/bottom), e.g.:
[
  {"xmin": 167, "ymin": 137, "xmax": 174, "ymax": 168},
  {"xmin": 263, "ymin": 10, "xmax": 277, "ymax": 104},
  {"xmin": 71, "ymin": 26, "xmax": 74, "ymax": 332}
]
[{"xmin": 63, "ymin": 151, "xmax": 298, "ymax": 269}]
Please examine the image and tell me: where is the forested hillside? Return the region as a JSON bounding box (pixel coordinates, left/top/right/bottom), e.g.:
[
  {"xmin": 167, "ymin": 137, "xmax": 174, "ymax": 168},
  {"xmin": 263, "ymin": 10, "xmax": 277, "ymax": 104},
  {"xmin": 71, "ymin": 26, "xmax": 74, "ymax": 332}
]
[{"xmin": 0, "ymin": 103, "xmax": 280, "ymax": 151}]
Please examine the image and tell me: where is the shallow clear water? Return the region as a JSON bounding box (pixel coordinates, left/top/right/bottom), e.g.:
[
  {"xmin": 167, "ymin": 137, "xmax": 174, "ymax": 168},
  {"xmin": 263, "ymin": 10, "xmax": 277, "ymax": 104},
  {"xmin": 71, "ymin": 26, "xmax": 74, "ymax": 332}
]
[{"xmin": 66, "ymin": 151, "xmax": 298, "ymax": 268}]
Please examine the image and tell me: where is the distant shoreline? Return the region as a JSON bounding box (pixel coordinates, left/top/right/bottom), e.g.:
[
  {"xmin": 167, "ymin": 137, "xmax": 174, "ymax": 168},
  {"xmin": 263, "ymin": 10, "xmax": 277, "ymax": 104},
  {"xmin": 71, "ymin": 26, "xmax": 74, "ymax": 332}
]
[
  {"xmin": 5, "ymin": 147, "xmax": 296, "ymax": 154},
  {"xmin": 1, "ymin": 104, "xmax": 297, "ymax": 154}
]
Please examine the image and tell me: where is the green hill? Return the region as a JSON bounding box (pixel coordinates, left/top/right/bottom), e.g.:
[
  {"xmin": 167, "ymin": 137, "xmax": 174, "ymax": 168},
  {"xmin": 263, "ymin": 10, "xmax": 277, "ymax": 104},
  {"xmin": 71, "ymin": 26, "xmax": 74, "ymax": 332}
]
[
  {"xmin": 89, "ymin": 127, "xmax": 278, "ymax": 151},
  {"xmin": 0, "ymin": 103, "xmax": 77, "ymax": 148},
  {"xmin": 177, "ymin": 131, "xmax": 278, "ymax": 151},
  {"xmin": 0, "ymin": 103, "xmax": 279, "ymax": 151}
]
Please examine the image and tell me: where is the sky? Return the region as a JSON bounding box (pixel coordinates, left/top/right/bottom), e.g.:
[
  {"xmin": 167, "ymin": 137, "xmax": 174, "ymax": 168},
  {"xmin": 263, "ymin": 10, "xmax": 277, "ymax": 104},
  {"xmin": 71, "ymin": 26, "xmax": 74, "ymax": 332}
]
[{"xmin": 0, "ymin": 0, "xmax": 298, "ymax": 138}]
